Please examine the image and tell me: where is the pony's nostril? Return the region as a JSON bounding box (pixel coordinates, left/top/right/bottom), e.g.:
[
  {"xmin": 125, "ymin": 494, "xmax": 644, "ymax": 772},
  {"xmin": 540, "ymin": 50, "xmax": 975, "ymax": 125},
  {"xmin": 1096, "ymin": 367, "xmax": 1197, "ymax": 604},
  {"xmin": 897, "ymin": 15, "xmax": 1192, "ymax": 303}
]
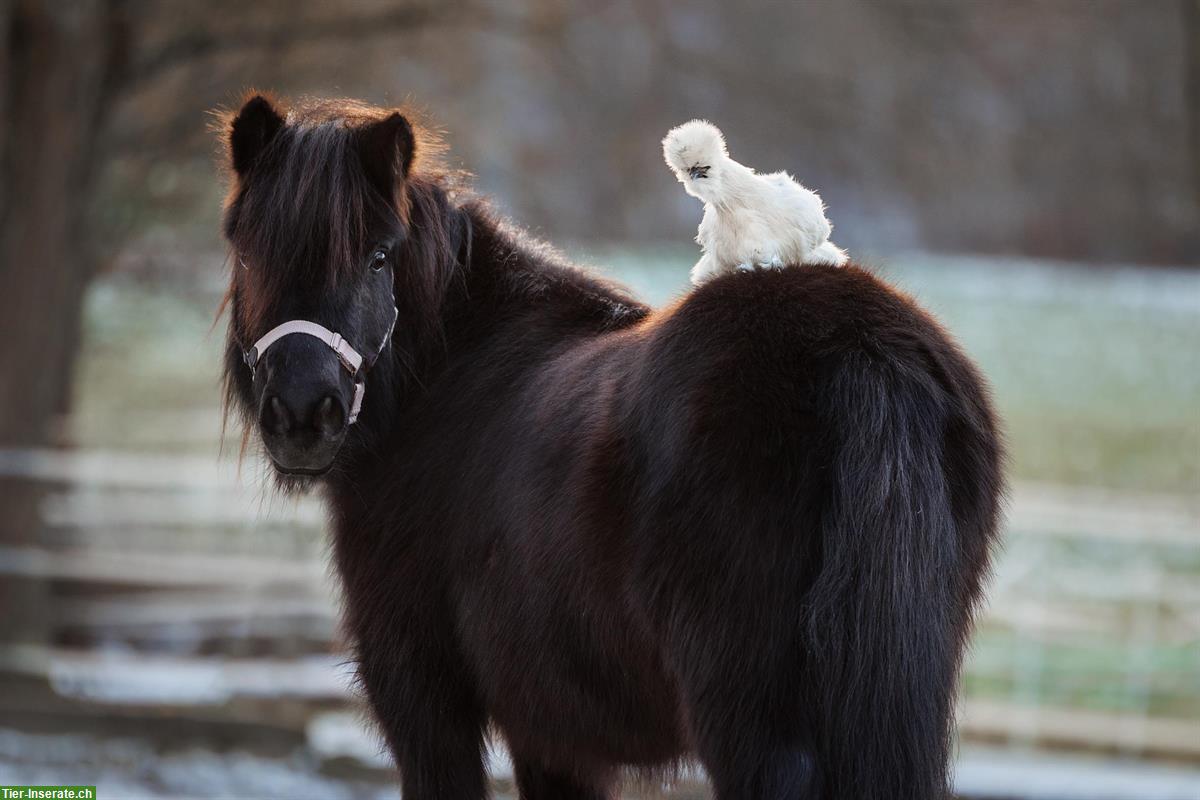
[
  {"xmin": 261, "ymin": 395, "xmax": 292, "ymax": 436},
  {"xmin": 314, "ymin": 395, "xmax": 345, "ymax": 437}
]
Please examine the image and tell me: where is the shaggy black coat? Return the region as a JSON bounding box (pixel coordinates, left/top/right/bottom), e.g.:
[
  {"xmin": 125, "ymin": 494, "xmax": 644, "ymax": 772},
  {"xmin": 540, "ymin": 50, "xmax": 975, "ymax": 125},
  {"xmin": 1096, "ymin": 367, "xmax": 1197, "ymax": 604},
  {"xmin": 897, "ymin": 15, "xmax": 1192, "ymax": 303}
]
[{"xmin": 219, "ymin": 94, "xmax": 1005, "ymax": 800}]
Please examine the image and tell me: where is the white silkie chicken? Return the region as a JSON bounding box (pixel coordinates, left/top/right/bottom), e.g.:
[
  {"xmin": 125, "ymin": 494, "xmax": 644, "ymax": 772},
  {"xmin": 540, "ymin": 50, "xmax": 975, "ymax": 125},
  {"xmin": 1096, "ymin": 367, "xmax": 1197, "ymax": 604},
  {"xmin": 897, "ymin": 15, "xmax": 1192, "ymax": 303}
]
[{"xmin": 662, "ymin": 120, "xmax": 847, "ymax": 286}]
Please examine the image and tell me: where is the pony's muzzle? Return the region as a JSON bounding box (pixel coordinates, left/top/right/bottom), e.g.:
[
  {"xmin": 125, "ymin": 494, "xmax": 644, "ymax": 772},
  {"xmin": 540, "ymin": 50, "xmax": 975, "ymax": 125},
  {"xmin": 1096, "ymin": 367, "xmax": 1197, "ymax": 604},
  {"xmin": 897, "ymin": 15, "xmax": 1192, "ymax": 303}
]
[
  {"xmin": 260, "ymin": 393, "xmax": 345, "ymax": 439},
  {"xmin": 256, "ymin": 340, "xmax": 351, "ymax": 474}
]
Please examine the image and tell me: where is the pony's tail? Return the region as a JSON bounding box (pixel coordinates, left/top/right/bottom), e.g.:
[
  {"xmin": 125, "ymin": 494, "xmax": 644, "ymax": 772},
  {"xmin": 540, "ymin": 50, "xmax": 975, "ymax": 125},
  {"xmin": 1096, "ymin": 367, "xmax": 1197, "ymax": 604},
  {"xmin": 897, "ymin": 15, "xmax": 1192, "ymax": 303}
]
[{"xmin": 806, "ymin": 356, "xmax": 965, "ymax": 800}]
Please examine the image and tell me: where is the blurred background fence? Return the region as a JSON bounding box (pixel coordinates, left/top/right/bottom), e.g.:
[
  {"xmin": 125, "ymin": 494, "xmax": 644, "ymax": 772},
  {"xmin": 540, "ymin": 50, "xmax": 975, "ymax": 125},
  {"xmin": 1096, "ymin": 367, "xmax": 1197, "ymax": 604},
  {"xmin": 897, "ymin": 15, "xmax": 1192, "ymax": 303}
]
[{"xmin": 1, "ymin": 1, "xmax": 1197, "ymax": 798}]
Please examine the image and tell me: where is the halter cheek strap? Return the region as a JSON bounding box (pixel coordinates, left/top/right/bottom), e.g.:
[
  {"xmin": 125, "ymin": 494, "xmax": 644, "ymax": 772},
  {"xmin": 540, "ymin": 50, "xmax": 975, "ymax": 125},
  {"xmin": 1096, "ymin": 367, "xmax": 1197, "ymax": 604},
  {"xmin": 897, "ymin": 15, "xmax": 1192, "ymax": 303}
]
[{"xmin": 244, "ymin": 306, "xmax": 398, "ymax": 425}]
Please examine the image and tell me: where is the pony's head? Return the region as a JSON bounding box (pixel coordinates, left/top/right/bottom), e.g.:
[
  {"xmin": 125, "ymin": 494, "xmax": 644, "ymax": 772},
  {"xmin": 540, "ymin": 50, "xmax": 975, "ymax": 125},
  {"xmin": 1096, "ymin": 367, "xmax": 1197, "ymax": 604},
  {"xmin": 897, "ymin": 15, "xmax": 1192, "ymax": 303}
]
[{"xmin": 218, "ymin": 94, "xmax": 467, "ymax": 479}]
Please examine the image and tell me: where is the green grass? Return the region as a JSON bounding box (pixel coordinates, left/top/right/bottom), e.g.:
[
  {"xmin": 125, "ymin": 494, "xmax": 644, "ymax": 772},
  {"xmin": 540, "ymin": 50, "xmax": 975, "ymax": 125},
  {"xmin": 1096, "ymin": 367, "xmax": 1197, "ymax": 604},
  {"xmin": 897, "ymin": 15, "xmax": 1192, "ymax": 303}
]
[
  {"xmin": 967, "ymin": 627, "xmax": 1199, "ymax": 718},
  {"xmin": 964, "ymin": 528, "xmax": 1200, "ymax": 719},
  {"xmin": 70, "ymin": 278, "xmax": 229, "ymax": 452}
]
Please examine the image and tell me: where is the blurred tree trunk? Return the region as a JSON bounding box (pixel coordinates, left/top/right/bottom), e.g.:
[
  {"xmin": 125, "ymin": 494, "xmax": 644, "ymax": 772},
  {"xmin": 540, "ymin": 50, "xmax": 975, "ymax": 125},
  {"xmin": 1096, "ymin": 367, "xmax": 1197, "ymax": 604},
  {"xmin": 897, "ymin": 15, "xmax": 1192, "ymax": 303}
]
[
  {"xmin": 0, "ymin": 1, "xmax": 444, "ymax": 657},
  {"xmin": 1188, "ymin": 0, "xmax": 1200, "ymax": 214},
  {"xmin": 0, "ymin": 0, "xmax": 124, "ymax": 650}
]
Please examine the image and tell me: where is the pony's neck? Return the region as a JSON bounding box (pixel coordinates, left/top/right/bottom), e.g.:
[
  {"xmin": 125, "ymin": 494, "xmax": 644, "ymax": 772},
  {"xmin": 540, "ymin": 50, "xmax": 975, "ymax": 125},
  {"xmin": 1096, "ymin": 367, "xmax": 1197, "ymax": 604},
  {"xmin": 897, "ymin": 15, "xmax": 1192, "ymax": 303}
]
[
  {"xmin": 340, "ymin": 183, "xmax": 650, "ymax": 464},
  {"xmin": 446, "ymin": 200, "xmax": 650, "ymax": 339}
]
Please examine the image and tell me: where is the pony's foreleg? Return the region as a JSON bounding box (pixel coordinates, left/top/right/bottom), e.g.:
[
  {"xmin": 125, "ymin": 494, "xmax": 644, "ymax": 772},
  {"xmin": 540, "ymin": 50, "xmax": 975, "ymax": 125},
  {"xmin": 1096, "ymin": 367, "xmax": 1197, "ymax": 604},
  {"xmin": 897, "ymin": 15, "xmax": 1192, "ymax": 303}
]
[{"xmin": 357, "ymin": 633, "xmax": 488, "ymax": 799}]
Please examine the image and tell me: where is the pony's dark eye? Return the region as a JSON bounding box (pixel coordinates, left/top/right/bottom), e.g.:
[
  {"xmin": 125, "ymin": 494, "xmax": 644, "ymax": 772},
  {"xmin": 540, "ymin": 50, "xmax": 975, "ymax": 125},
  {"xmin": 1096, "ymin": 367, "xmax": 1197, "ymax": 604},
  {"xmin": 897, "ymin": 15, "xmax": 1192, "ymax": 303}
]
[{"xmin": 371, "ymin": 249, "xmax": 388, "ymax": 271}]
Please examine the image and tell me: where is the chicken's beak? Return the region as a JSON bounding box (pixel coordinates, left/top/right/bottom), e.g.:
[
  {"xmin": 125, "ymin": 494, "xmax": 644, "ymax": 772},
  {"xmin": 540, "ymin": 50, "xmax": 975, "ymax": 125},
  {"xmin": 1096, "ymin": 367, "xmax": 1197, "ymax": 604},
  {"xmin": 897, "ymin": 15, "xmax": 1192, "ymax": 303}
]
[{"xmin": 687, "ymin": 165, "xmax": 709, "ymax": 180}]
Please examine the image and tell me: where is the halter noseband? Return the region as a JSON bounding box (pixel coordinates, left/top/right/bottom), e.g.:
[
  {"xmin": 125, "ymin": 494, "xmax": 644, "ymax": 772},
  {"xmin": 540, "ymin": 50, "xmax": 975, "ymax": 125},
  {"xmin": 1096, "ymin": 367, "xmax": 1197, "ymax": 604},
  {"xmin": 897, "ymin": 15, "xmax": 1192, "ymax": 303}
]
[{"xmin": 243, "ymin": 306, "xmax": 398, "ymax": 425}]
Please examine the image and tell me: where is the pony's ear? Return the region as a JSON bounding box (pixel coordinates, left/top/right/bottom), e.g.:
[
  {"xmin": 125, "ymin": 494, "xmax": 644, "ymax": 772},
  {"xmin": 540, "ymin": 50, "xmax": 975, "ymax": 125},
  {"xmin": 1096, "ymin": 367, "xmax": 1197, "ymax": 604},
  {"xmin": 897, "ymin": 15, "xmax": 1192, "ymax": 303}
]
[
  {"xmin": 357, "ymin": 112, "xmax": 416, "ymax": 202},
  {"xmin": 229, "ymin": 94, "xmax": 285, "ymax": 177}
]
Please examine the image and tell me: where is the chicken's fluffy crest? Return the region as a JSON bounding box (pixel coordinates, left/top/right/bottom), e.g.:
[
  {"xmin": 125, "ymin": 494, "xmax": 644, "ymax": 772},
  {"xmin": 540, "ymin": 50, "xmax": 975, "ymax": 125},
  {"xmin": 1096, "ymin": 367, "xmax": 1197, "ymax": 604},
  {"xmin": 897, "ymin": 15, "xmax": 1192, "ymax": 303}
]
[{"xmin": 662, "ymin": 120, "xmax": 727, "ymax": 177}]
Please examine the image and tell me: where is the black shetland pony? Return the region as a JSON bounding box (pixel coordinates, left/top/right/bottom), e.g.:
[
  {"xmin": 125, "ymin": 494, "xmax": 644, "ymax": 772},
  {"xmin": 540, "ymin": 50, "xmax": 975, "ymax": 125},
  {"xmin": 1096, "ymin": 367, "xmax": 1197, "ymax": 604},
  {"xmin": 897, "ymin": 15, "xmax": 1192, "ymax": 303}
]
[{"xmin": 218, "ymin": 94, "xmax": 1004, "ymax": 800}]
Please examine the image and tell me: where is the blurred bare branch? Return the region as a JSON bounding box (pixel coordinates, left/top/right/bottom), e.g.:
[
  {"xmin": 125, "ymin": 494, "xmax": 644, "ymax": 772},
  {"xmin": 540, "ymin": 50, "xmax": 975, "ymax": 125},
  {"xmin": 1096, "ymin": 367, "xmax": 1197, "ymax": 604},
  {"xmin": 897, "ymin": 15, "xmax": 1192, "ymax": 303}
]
[
  {"xmin": 1186, "ymin": 0, "xmax": 1200, "ymax": 210},
  {"xmin": 123, "ymin": 3, "xmax": 449, "ymax": 89}
]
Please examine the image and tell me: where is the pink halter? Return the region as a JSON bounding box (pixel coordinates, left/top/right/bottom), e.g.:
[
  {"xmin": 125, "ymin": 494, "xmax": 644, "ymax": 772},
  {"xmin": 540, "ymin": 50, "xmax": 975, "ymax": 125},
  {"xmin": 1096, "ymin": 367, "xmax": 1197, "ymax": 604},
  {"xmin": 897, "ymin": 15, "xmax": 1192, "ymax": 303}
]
[{"xmin": 244, "ymin": 306, "xmax": 398, "ymax": 424}]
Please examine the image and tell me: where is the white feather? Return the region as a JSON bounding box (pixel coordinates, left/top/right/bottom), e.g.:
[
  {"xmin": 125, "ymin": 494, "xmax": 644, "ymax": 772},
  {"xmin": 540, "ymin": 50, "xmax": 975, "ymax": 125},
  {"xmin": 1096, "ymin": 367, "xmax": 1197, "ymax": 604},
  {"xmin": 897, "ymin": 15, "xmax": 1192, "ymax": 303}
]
[{"xmin": 662, "ymin": 120, "xmax": 847, "ymax": 286}]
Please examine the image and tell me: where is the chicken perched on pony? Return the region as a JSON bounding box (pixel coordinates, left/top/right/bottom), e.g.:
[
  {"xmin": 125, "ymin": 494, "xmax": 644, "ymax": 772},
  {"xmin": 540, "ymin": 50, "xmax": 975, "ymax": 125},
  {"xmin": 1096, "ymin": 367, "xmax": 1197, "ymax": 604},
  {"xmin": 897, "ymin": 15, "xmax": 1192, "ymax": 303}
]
[{"xmin": 663, "ymin": 120, "xmax": 847, "ymax": 286}]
